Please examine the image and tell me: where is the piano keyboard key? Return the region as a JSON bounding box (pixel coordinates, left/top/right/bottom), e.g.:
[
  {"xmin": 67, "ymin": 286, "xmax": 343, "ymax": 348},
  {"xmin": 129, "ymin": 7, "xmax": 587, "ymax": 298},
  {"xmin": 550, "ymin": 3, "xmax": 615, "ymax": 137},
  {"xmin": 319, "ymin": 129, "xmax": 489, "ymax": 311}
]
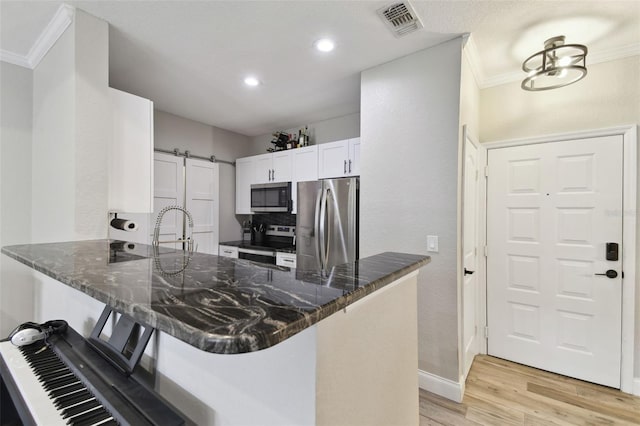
[{"xmin": 0, "ymin": 342, "xmax": 116, "ymax": 425}]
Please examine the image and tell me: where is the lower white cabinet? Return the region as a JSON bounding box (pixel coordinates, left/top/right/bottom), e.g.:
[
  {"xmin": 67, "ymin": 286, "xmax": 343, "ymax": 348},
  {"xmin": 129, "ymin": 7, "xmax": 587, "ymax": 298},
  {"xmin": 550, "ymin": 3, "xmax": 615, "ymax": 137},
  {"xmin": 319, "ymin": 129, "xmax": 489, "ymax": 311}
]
[
  {"xmin": 219, "ymin": 245, "xmax": 239, "ymax": 259},
  {"xmin": 276, "ymin": 252, "xmax": 297, "ymax": 268}
]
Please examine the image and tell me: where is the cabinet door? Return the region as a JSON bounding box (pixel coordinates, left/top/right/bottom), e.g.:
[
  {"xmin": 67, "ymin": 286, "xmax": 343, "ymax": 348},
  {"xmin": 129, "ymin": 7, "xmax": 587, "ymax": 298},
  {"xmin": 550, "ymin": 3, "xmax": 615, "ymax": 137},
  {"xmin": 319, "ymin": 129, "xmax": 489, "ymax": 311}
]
[
  {"xmin": 291, "ymin": 146, "xmax": 318, "ymax": 214},
  {"xmin": 235, "ymin": 157, "xmax": 254, "ymax": 214},
  {"xmin": 186, "ymin": 158, "xmax": 219, "ymax": 255},
  {"xmin": 348, "ymin": 137, "xmax": 361, "ymax": 176},
  {"xmin": 109, "ymin": 88, "xmax": 154, "ymax": 213},
  {"xmin": 318, "ymin": 140, "xmax": 349, "ymax": 179},
  {"xmin": 271, "ymin": 151, "xmax": 293, "ymax": 183},
  {"xmin": 219, "ymin": 245, "xmax": 239, "ymax": 259},
  {"xmin": 254, "ymin": 153, "xmax": 273, "ymax": 184}
]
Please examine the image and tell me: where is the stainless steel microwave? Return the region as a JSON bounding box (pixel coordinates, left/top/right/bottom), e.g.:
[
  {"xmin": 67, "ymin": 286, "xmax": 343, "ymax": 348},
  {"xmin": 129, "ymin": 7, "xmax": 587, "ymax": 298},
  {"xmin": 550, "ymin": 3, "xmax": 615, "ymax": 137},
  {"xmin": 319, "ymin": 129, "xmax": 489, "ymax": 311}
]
[{"xmin": 250, "ymin": 182, "xmax": 292, "ymax": 213}]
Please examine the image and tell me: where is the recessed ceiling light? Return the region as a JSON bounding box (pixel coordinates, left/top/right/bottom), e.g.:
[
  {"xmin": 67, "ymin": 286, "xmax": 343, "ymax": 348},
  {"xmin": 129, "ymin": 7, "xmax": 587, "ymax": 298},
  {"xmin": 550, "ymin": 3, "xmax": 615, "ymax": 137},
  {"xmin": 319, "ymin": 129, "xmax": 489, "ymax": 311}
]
[
  {"xmin": 314, "ymin": 38, "xmax": 335, "ymax": 53},
  {"xmin": 244, "ymin": 76, "xmax": 260, "ymax": 87}
]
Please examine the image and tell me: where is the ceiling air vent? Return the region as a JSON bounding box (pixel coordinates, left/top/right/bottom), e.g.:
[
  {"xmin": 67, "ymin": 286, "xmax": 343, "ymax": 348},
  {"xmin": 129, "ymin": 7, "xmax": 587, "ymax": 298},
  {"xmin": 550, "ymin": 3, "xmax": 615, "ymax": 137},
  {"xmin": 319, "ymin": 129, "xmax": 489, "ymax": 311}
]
[{"xmin": 377, "ymin": 1, "xmax": 423, "ymax": 38}]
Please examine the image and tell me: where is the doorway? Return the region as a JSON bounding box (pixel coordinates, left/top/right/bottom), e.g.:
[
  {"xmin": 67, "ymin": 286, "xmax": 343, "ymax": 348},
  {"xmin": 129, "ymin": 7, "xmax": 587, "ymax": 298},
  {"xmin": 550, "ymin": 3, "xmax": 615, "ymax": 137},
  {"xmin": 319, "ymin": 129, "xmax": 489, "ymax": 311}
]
[{"xmin": 482, "ymin": 126, "xmax": 636, "ymax": 392}]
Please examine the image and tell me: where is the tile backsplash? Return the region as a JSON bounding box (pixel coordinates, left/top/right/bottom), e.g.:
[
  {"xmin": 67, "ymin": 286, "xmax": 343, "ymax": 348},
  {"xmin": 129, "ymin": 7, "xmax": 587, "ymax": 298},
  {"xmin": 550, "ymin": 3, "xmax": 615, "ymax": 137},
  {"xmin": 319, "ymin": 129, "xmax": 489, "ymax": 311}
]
[{"xmin": 251, "ymin": 213, "xmax": 296, "ymax": 227}]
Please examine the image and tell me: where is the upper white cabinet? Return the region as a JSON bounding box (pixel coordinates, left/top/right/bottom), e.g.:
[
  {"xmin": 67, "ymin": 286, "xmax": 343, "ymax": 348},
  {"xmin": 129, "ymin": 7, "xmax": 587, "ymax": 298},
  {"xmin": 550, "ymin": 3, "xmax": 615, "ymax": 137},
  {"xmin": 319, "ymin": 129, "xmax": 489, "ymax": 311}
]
[
  {"xmin": 291, "ymin": 146, "xmax": 318, "ymax": 214},
  {"xmin": 254, "ymin": 151, "xmax": 293, "ymax": 184},
  {"xmin": 235, "ymin": 156, "xmax": 255, "ymax": 214},
  {"xmin": 108, "ymin": 88, "xmax": 154, "ymax": 213},
  {"xmin": 318, "ymin": 138, "xmax": 360, "ymax": 179},
  {"xmin": 235, "ymin": 138, "xmax": 360, "ymax": 214}
]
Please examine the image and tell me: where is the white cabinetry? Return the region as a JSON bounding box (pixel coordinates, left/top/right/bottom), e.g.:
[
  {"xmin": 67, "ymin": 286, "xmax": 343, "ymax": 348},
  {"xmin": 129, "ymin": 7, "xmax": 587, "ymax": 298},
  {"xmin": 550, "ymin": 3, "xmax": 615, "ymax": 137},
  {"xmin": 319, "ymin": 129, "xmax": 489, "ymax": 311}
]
[
  {"xmin": 219, "ymin": 245, "xmax": 239, "ymax": 258},
  {"xmin": 235, "ymin": 139, "xmax": 360, "ymax": 214},
  {"xmin": 291, "ymin": 146, "xmax": 318, "ymax": 214},
  {"xmin": 318, "ymin": 138, "xmax": 360, "ymax": 179},
  {"xmin": 235, "ymin": 157, "xmax": 255, "ymax": 214},
  {"xmin": 108, "ymin": 88, "xmax": 154, "ymax": 213},
  {"xmin": 235, "ymin": 151, "xmax": 293, "ymax": 214},
  {"xmin": 276, "ymin": 252, "xmax": 297, "ymax": 268},
  {"xmin": 254, "ymin": 151, "xmax": 293, "ymax": 184}
]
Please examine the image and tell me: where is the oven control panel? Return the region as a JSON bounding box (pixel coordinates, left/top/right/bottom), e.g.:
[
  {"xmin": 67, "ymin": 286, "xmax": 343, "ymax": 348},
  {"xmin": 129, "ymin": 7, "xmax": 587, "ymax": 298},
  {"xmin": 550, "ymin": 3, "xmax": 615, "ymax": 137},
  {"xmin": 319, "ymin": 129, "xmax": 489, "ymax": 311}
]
[{"xmin": 266, "ymin": 226, "xmax": 295, "ymax": 237}]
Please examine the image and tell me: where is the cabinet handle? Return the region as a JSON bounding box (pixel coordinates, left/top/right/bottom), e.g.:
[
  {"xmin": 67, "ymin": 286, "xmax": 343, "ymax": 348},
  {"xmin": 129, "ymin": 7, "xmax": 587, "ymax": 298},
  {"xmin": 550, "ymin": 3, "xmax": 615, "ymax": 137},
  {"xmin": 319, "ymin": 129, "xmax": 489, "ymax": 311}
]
[
  {"xmin": 283, "ymin": 259, "xmax": 294, "ymax": 263},
  {"xmin": 272, "ymin": 169, "xmax": 275, "ymax": 181},
  {"xmin": 344, "ymin": 160, "xmax": 347, "ymax": 174},
  {"xmin": 348, "ymin": 160, "xmax": 352, "ymax": 173}
]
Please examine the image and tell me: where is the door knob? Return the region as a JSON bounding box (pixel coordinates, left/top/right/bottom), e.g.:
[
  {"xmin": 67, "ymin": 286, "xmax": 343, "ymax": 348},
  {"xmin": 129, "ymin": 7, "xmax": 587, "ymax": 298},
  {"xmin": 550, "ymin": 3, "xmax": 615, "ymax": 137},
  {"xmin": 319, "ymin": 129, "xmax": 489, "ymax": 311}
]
[
  {"xmin": 594, "ymin": 270, "xmax": 618, "ymax": 279},
  {"xmin": 464, "ymin": 268, "xmax": 475, "ymax": 276}
]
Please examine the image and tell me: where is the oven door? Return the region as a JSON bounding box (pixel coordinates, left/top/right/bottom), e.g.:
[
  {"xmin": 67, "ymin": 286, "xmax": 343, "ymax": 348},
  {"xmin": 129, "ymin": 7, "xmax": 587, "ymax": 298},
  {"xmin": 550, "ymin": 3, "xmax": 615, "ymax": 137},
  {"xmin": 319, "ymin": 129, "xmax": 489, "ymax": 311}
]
[
  {"xmin": 251, "ymin": 182, "xmax": 291, "ymax": 213},
  {"xmin": 238, "ymin": 248, "xmax": 277, "ymax": 265}
]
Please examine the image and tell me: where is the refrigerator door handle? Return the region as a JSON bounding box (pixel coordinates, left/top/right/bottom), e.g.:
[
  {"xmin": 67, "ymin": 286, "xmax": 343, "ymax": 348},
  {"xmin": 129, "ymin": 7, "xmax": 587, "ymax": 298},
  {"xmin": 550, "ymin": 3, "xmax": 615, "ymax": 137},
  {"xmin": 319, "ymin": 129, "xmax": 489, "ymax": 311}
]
[
  {"xmin": 325, "ymin": 187, "xmax": 333, "ymax": 268},
  {"xmin": 314, "ymin": 187, "xmax": 323, "ymax": 271},
  {"xmin": 319, "ymin": 188, "xmax": 328, "ymax": 271}
]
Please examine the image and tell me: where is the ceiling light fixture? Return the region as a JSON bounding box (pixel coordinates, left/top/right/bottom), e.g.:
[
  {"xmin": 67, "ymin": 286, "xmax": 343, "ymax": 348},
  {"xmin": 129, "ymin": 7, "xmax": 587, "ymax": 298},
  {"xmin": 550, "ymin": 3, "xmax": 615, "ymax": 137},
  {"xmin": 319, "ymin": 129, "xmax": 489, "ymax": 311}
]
[
  {"xmin": 314, "ymin": 38, "xmax": 335, "ymax": 53},
  {"xmin": 244, "ymin": 76, "xmax": 260, "ymax": 87},
  {"xmin": 521, "ymin": 35, "xmax": 588, "ymax": 91}
]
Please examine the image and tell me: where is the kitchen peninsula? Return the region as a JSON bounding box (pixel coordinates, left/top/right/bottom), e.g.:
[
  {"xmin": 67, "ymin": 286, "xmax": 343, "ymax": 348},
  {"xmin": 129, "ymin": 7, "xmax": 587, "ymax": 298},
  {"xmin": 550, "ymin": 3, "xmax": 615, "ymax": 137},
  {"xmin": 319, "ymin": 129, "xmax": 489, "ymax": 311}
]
[{"xmin": 2, "ymin": 240, "xmax": 429, "ymax": 425}]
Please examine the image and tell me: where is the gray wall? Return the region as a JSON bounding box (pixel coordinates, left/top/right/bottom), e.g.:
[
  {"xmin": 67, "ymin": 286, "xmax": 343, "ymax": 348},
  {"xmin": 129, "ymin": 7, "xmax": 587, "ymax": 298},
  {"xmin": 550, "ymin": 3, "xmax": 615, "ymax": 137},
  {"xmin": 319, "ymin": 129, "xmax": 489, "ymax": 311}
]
[
  {"xmin": 0, "ymin": 61, "xmax": 34, "ymax": 335},
  {"xmin": 248, "ymin": 112, "xmax": 360, "ymax": 156},
  {"xmin": 154, "ymin": 110, "xmax": 252, "ymax": 242},
  {"xmin": 360, "ymin": 38, "xmax": 463, "ymax": 381}
]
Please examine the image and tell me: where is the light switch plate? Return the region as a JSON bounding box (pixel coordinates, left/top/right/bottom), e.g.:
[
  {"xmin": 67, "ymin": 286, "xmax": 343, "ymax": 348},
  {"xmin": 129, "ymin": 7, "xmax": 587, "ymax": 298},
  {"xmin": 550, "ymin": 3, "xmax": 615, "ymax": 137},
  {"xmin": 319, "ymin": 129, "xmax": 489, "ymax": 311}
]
[{"xmin": 427, "ymin": 235, "xmax": 439, "ymax": 252}]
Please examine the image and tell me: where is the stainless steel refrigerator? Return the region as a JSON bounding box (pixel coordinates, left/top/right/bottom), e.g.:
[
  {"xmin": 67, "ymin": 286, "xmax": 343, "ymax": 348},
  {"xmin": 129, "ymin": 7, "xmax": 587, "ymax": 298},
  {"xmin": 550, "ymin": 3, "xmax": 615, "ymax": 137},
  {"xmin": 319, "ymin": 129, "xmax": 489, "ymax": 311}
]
[{"xmin": 296, "ymin": 177, "xmax": 359, "ymax": 272}]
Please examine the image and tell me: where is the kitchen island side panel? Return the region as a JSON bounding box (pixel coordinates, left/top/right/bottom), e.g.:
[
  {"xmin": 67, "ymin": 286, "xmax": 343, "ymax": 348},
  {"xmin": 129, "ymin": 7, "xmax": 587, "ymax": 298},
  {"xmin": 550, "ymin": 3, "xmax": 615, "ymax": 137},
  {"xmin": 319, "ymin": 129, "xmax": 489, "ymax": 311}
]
[{"xmin": 316, "ymin": 271, "xmax": 419, "ymax": 426}]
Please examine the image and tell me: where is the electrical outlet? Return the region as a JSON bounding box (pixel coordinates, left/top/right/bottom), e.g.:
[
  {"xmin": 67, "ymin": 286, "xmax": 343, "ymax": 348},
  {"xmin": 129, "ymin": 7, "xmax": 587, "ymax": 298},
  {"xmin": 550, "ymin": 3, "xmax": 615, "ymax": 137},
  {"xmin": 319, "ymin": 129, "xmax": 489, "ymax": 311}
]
[{"xmin": 427, "ymin": 235, "xmax": 438, "ymax": 252}]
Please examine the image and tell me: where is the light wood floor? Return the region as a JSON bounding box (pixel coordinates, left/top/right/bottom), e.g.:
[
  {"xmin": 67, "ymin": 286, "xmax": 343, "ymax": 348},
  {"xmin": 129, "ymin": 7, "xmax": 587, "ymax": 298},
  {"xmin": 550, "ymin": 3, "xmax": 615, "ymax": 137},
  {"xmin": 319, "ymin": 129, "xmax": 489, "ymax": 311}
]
[{"xmin": 419, "ymin": 355, "xmax": 640, "ymax": 426}]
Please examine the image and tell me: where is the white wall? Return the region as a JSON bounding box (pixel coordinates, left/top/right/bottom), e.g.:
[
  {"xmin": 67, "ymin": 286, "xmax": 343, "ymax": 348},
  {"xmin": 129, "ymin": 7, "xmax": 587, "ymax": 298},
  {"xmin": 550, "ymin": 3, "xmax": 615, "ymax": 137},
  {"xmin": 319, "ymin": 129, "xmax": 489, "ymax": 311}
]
[
  {"xmin": 31, "ymin": 10, "xmax": 110, "ymax": 243},
  {"xmin": 360, "ymin": 37, "xmax": 463, "ymax": 381},
  {"xmin": 154, "ymin": 110, "xmax": 252, "ymax": 242},
  {"xmin": 248, "ymin": 112, "xmax": 360, "ymax": 155},
  {"xmin": 480, "ymin": 55, "xmax": 640, "ymax": 383},
  {"xmin": 0, "ymin": 62, "xmax": 34, "ymax": 335},
  {"xmin": 31, "ymin": 25, "xmax": 76, "ymax": 242}
]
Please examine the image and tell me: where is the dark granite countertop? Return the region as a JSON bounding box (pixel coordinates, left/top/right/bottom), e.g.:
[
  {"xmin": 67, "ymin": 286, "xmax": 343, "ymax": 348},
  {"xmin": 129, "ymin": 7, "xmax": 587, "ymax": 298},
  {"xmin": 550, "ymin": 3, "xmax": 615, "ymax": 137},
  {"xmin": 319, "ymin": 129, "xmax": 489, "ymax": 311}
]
[{"xmin": 1, "ymin": 240, "xmax": 430, "ymax": 354}]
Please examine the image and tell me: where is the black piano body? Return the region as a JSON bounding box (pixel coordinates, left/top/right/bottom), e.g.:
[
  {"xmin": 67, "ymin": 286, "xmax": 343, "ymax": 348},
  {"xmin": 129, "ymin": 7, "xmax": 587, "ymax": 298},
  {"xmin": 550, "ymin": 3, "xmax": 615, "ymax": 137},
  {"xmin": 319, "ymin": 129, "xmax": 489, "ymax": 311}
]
[{"xmin": 0, "ymin": 321, "xmax": 187, "ymax": 426}]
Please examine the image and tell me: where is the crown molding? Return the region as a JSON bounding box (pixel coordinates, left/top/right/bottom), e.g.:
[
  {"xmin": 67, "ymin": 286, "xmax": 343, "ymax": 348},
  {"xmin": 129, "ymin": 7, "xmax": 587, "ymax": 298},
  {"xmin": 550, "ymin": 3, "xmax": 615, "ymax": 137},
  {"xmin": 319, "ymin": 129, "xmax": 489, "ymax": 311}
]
[
  {"xmin": 479, "ymin": 43, "xmax": 640, "ymax": 89},
  {"xmin": 0, "ymin": 49, "xmax": 32, "ymax": 68},
  {"xmin": 462, "ymin": 33, "xmax": 485, "ymax": 87},
  {"xmin": 0, "ymin": 4, "xmax": 75, "ymax": 69},
  {"xmin": 589, "ymin": 43, "xmax": 640, "ymax": 65},
  {"xmin": 463, "ymin": 37, "xmax": 640, "ymax": 90}
]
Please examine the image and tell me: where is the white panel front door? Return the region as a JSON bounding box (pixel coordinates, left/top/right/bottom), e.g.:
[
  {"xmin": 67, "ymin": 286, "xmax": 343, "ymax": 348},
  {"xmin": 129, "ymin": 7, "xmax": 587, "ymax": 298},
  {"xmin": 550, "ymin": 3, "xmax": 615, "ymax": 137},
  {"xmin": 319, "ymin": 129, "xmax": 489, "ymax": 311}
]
[
  {"xmin": 153, "ymin": 153, "xmax": 184, "ymax": 249},
  {"xmin": 462, "ymin": 132, "xmax": 480, "ymax": 377},
  {"xmin": 487, "ymin": 135, "xmax": 623, "ymax": 388},
  {"xmin": 186, "ymin": 158, "xmax": 219, "ymax": 255}
]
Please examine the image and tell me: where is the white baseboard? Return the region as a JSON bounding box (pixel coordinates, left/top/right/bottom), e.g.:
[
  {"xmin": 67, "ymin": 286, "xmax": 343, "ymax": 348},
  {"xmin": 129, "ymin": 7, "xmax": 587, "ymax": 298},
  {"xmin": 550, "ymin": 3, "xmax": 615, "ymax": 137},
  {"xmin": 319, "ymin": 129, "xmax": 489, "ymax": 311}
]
[
  {"xmin": 418, "ymin": 369, "xmax": 464, "ymax": 403},
  {"xmin": 633, "ymin": 377, "xmax": 640, "ymax": 396}
]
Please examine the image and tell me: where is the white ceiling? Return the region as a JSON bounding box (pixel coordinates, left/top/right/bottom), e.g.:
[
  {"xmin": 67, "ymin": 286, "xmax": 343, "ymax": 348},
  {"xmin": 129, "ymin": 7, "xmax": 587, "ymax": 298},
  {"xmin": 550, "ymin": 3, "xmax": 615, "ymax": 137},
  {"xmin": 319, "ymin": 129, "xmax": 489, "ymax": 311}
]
[{"xmin": 1, "ymin": 1, "xmax": 639, "ymax": 137}]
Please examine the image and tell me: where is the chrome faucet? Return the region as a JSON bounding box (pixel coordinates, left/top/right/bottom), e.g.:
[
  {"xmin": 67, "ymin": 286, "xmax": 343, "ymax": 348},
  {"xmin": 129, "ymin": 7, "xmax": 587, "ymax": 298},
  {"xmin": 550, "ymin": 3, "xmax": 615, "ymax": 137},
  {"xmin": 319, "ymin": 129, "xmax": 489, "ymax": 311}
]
[{"xmin": 152, "ymin": 205, "xmax": 195, "ymax": 253}]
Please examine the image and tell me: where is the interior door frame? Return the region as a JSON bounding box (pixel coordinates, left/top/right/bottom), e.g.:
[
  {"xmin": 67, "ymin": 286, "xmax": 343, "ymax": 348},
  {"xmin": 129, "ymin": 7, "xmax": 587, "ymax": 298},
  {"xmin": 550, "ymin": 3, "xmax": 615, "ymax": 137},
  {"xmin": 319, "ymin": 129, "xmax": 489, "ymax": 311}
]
[
  {"xmin": 479, "ymin": 124, "xmax": 637, "ymax": 394},
  {"xmin": 458, "ymin": 125, "xmax": 486, "ymax": 384}
]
